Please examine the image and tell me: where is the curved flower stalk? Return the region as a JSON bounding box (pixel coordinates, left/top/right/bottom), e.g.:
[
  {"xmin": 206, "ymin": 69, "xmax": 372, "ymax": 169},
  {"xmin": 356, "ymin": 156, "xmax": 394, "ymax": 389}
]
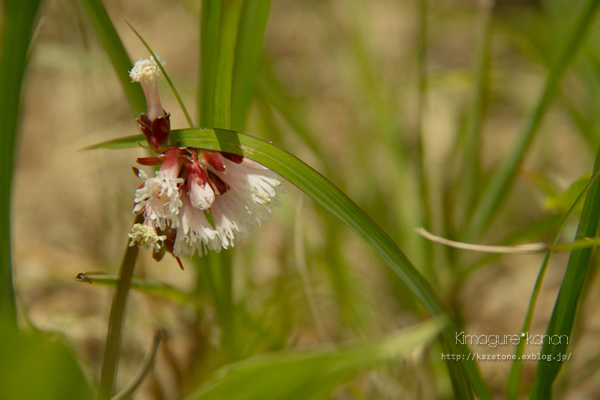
[{"xmin": 127, "ymin": 57, "xmax": 285, "ymax": 268}]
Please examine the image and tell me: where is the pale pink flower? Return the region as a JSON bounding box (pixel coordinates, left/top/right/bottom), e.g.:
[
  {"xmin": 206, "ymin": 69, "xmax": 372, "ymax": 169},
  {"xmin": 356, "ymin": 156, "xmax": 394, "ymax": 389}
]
[{"xmin": 128, "ymin": 56, "xmax": 285, "ymax": 265}]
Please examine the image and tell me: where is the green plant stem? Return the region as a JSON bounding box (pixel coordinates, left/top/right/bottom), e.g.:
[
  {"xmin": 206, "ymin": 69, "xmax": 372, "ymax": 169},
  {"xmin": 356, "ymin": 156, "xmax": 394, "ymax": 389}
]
[
  {"xmin": 530, "ymin": 145, "xmax": 600, "ymax": 398},
  {"xmin": 507, "ymin": 167, "xmax": 600, "ymax": 399},
  {"xmin": 98, "ymin": 214, "xmax": 143, "ymax": 400},
  {"xmin": 0, "ymin": 0, "xmax": 42, "ymax": 328},
  {"xmin": 463, "ymin": 0, "xmax": 600, "ymax": 242},
  {"xmin": 209, "ymin": 0, "xmax": 243, "ymax": 363}
]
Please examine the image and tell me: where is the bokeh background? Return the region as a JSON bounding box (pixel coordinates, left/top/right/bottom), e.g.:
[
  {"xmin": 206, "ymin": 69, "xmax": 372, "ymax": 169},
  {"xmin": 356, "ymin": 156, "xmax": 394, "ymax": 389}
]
[{"xmin": 10, "ymin": 0, "xmax": 600, "ymax": 398}]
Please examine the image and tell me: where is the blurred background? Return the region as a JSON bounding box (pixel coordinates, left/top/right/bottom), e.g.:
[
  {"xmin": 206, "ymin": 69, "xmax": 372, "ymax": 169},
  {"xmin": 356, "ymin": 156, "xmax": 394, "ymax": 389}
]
[{"xmin": 10, "ymin": 0, "xmax": 600, "ymax": 398}]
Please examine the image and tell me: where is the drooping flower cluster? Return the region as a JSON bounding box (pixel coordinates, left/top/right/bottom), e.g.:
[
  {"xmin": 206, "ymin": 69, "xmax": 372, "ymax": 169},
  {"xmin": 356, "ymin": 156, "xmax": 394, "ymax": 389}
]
[{"xmin": 127, "ymin": 57, "xmax": 285, "ymax": 267}]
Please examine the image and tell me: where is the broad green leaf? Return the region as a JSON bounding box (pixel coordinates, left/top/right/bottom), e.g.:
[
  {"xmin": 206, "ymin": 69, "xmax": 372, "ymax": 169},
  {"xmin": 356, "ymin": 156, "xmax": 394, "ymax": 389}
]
[
  {"xmin": 89, "ymin": 128, "xmax": 492, "ymax": 399},
  {"xmin": 78, "ymin": 0, "xmax": 146, "ymax": 116},
  {"xmin": 0, "ymin": 327, "xmax": 94, "ymax": 400},
  {"xmin": 184, "ymin": 320, "xmax": 441, "ymax": 400},
  {"xmin": 0, "ymin": 0, "xmax": 43, "ymax": 327}
]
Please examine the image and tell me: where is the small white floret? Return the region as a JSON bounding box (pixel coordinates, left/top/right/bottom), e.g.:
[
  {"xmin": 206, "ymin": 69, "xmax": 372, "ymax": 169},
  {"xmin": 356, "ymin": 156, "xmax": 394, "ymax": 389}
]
[
  {"xmin": 129, "ymin": 56, "xmax": 165, "ymax": 83},
  {"xmin": 128, "ymin": 223, "xmax": 166, "ymax": 251}
]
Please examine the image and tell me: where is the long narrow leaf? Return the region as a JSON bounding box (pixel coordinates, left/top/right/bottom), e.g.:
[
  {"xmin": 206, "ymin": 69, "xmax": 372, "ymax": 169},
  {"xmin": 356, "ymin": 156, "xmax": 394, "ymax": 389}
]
[
  {"xmin": 89, "ymin": 128, "xmax": 492, "ymax": 399},
  {"xmin": 75, "ymin": 273, "xmax": 191, "ymax": 304},
  {"xmin": 507, "ymin": 168, "xmax": 600, "ymax": 399},
  {"xmin": 0, "ymin": 0, "xmax": 43, "ymax": 327},
  {"xmin": 198, "ymin": 0, "xmax": 222, "ymax": 126},
  {"xmin": 530, "ymin": 146, "xmax": 600, "ymax": 398},
  {"xmin": 213, "ymin": 0, "xmax": 243, "ymax": 129},
  {"xmin": 230, "ymin": 0, "xmax": 271, "ymax": 131}
]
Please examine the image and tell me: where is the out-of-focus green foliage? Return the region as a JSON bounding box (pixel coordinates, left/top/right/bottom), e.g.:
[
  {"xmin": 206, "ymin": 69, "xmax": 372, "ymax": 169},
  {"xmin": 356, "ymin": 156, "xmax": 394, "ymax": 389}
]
[
  {"xmin": 185, "ymin": 321, "xmax": 441, "ymax": 400},
  {"xmin": 0, "ymin": 327, "xmax": 94, "ymax": 400},
  {"xmin": 0, "ymin": 0, "xmax": 42, "ymax": 328}
]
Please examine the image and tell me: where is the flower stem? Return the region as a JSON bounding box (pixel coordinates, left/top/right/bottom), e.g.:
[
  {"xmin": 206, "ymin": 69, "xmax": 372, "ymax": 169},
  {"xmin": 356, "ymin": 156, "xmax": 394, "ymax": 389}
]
[{"xmin": 98, "ymin": 214, "xmax": 143, "ymax": 400}]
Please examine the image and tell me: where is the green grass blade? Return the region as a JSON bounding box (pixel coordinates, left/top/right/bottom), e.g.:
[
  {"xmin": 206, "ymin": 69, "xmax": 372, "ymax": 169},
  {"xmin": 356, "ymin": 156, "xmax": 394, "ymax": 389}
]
[
  {"xmin": 415, "ymin": 0, "xmax": 437, "ymax": 287},
  {"xmin": 507, "ymin": 168, "xmax": 600, "ymax": 399},
  {"xmin": 198, "ymin": 0, "xmax": 222, "ymax": 126},
  {"xmin": 464, "ymin": 0, "xmax": 600, "ymax": 242},
  {"xmin": 230, "ymin": 0, "xmax": 271, "ymax": 131},
  {"xmin": 75, "ymin": 273, "xmax": 192, "ymax": 304},
  {"xmin": 529, "ymin": 147, "xmax": 600, "ymax": 398},
  {"xmin": 0, "ymin": 0, "xmax": 43, "ymax": 327},
  {"xmin": 462, "ymin": 0, "xmax": 493, "ymax": 217},
  {"xmin": 78, "ymin": 0, "xmax": 146, "ymax": 116},
  {"xmin": 213, "ymin": 0, "xmax": 243, "ymax": 129},
  {"xmin": 184, "ymin": 320, "xmax": 442, "ymax": 400},
  {"xmin": 88, "ymin": 128, "xmax": 492, "ymax": 399}
]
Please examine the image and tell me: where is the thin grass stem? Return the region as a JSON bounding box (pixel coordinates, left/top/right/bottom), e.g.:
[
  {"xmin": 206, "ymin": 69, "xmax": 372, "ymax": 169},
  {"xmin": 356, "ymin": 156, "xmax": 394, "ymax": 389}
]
[{"xmin": 98, "ymin": 214, "xmax": 143, "ymax": 400}]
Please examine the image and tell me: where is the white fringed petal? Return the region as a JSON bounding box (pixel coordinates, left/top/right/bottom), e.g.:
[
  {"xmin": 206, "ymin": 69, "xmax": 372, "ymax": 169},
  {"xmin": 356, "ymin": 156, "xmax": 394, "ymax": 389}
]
[
  {"xmin": 207, "ymin": 158, "xmax": 285, "ymax": 248},
  {"xmin": 172, "ymin": 195, "xmax": 220, "ymax": 257},
  {"xmin": 133, "ymin": 169, "xmax": 184, "ymax": 230}
]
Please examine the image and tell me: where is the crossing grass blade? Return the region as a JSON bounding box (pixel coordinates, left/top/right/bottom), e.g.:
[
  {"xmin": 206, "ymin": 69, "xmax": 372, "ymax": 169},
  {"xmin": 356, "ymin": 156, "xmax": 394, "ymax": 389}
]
[
  {"xmin": 78, "ymin": 0, "xmax": 146, "ymax": 116},
  {"xmin": 88, "ymin": 128, "xmax": 493, "ymax": 399},
  {"xmin": 529, "ymin": 146, "xmax": 600, "ymax": 398},
  {"xmin": 0, "ymin": 0, "xmax": 43, "ymax": 327},
  {"xmin": 506, "ymin": 168, "xmax": 600, "ymax": 399}
]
